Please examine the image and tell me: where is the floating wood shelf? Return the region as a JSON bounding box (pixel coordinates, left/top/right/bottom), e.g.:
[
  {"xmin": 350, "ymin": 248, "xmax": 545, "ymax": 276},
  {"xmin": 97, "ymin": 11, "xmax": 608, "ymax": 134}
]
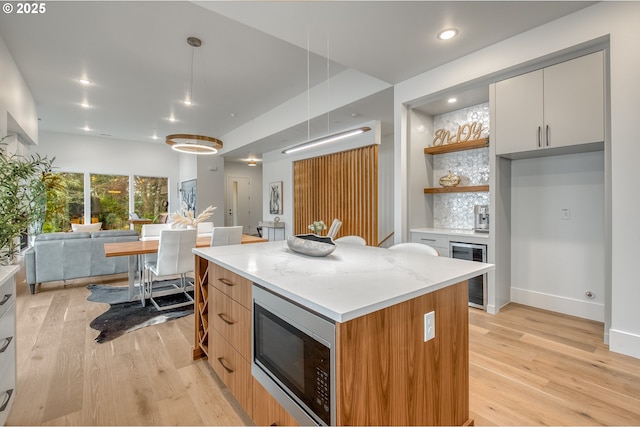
[
  {"xmin": 424, "ymin": 185, "xmax": 490, "ymax": 194},
  {"xmin": 424, "ymin": 138, "xmax": 489, "ymax": 155}
]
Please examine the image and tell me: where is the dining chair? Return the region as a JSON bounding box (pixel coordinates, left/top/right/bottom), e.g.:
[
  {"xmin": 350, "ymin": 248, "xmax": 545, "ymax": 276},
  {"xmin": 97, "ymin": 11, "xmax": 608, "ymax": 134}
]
[
  {"xmin": 389, "ymin": 242, "xmax": 439, "ymax": 256},
  {"xmin": 210, "ymin": 226, "xmax": 243, "ymax": 247},
  {"xmin": 140, "ymin": 223, "xmax": 172, "ymax": 241},
  {"xmin": 326, "ymin": 218, "xmax": 342, "ymax": 239},
  {"xmin": 144, "ymin": 228, "xmax": 197, "ymax": 310},
  {"xmin": 335, "ymin": 235, "xmax": 367, "ymax": 246},
  {"xmin": 196, "ymin": 221, "xmax": 214, "ymax": 237}
]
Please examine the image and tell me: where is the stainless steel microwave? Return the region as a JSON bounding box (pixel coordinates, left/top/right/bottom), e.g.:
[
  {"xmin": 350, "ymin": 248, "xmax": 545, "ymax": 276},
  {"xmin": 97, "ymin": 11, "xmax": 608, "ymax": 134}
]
[{"xmin": 252, "ymin": 284, "xmax": 336, "ymax": 426}]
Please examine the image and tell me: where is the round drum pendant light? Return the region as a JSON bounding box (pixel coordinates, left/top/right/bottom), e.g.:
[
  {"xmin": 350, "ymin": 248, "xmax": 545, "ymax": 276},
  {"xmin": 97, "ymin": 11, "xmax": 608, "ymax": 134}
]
[
  {"xmin": 166, "ymin": 37, "xmax": 223, "ymax": 155},
  {"xmin": 166, "ymin": 134, "xmax": 223, "ymax": 155}
]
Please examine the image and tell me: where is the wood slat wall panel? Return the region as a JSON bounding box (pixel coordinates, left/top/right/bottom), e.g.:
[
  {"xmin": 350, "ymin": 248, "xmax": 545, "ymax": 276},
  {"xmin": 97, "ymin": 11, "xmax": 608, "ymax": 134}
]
[{"xmin": 293, "ymin": 145, "xmax": 378, "ymax": 245}]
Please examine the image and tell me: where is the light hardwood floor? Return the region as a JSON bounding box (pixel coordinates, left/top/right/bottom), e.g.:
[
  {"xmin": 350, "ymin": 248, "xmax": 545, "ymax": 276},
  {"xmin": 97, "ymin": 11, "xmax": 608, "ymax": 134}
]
[{"xmin": 7, "ymin": 269, "xmax": 640, "ymax": 426}]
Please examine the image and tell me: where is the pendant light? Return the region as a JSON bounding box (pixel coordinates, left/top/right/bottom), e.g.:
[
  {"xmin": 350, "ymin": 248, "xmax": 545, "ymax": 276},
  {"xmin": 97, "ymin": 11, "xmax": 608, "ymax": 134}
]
[
  {"xmin": 166, "ymin": 37, "xmax": 223, "ymax": 155},
  {"xmin": 282, "ymin": 29, "xmax": 370, "ymax": 155}
]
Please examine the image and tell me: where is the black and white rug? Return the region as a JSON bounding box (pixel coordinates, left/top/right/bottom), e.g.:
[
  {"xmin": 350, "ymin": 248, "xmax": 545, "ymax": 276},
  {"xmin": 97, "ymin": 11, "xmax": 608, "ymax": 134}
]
[{"xmin": 87, "ymin": 280, "xmax": 193, "ymax": 343}]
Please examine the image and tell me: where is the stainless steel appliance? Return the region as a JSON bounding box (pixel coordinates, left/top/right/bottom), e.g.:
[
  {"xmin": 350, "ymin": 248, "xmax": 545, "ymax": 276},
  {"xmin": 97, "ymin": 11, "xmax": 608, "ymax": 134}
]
[
  {"xmin": 450, "ymin": 242, "xmax": 487, "ymax": 309},
  {"xmin": 473, "ymin": 205, "xmax": 490, "ymax": 232},
  {"xmin": 252, "ymin": 284, "xmax": 336, "ymax": 426}
]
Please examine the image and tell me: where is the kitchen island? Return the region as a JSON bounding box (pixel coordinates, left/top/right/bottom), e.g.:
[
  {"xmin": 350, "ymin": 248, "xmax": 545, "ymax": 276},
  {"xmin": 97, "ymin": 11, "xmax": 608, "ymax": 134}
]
[{"xmin": 193, "ymin": 240, "xmax": 493, "ymax": 426}]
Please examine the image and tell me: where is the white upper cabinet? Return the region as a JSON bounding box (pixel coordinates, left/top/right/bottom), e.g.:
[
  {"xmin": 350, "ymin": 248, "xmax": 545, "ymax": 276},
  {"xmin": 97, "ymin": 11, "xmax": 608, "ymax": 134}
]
[{"xmin": 495, "ymin": 51, "xmax": 604, "ymax": 156}]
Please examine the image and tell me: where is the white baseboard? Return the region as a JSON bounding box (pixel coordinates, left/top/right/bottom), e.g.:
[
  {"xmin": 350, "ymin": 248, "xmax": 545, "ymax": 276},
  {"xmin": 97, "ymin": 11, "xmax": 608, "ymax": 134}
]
[
  {"xmin": 511, "ymin": 287, "xmax": 604, "ymax": 322},
  {"xmin": 609, "ymin": 329, "xmax": 640, "ymax": 359}
]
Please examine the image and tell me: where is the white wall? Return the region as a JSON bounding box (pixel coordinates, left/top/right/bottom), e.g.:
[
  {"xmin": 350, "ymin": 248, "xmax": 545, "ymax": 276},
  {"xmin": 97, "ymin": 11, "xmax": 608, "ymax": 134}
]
[
  {"xmin": 262, "ymin": 121, "xmax": 380, "ymax": 239},
  {"xmin": 394, "ymin": 1, "xmax": 640, "ymax": 359},
  {"xmin": 377, "ymin": 132, "xmax": 394, "ymax": 246},
  {"xmin": 196, "ymin": 154, "xmax": 225, "ymax": 227},
  {"xmin": 408, "ymin": 109, "xmax": 434, "ymax": 230},
  {"xmin": 31, "ymin": 131, "xmax": 182, "ymax": 214},
  {"xmin": 510, "ymin": 152, "xmax": 605, "ymax": 321},
  {"xmin": 224, "ymin": 160, "xmax": 263, "ymax": 234},
  {"xmin": 0, "ymin": 34, "xmax": 38, "ymax": 145}
]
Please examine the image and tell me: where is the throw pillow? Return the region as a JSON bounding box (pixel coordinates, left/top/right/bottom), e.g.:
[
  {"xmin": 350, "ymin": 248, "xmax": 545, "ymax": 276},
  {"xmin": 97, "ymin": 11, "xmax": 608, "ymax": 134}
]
[{"xmin": 71, "ymin": 222, "xmax": 102, "ymax": 232}]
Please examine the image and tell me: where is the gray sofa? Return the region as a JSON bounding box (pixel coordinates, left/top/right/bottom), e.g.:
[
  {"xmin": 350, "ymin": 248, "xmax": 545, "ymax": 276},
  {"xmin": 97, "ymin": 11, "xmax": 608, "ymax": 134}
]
[{"xmin": 24, "ymin": 230, "xmax": 139, "ymax": 294}]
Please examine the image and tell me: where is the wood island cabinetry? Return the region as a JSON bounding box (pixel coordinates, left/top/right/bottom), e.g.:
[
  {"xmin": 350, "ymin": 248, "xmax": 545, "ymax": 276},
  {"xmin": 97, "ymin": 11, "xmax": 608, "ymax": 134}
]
[{"xmin": 194, "ymin": 254, "xmax": 473, "ymax": 426}]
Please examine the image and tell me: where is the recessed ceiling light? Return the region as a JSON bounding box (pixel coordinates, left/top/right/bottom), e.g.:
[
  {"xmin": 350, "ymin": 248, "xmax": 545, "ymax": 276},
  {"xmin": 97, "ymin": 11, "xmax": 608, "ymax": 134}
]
[
  {"xmin": 151, "ymin": 134, "xmax": 159, "ymax": 140},
  {"xmin": 437, "ymin": 28, "xmax": 458, "ymax": 40},
  {"xmin": 83, "ymin": 125, "xmax": 92, "ymax": 131},
  {"xmin": 183, "ymin": 99, "xmax": 192, "ymax": 106},
  {"xmin": 448, "ymin": 97, "xmax": 457, "ymax": 103},
  {"xmin": 167, "ymin": 115, "xmax": 177, "ymax": 122},
  {"xmin": 80, "ymin": 102, "xmax": 91, "ymax": 108},
  {"xmin": 78, "ymin": 78, "xmax": 92, "ymax": 85}
]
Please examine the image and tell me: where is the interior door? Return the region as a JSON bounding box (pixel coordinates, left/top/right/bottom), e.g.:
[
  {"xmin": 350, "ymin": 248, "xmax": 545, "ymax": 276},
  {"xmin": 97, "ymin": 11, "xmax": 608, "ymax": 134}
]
[{"xmin": 226, "ymin": 176, "xmax": 251, "ymax": 233}]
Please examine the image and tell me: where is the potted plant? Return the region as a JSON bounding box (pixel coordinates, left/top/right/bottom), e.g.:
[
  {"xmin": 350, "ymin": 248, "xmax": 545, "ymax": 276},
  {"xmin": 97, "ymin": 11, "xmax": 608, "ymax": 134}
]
[{"xmin": 0, "ymin": 141, "xmax": 55, "ymax": 265}]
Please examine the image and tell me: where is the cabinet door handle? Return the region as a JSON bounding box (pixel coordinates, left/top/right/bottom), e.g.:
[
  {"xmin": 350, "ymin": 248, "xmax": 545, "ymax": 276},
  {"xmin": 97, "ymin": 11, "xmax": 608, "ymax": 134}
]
[
  {"xmin": 0, "ymin": 294, "xmax": 11, "ymax": 306},
  {"xmin": 420, "ymin": 238, "xmax": 436, "ymax": 242},
  {"xmin": 218, "ymin": 278, "xmax": 235, "ymax": 287},
  {"xmin": 546, "ymin": 125, "xmax": 550, "ymax": 147},
  {"xmin": 0, "ymin": 337, "xmax": 12, "ymax": 353},
  {"xmin": 537, "ymin": 126, "xmax": 542, "ymax": 148},
  {"xmin": 217, "ymin": 357, "xmax": 234, "ymax": 374},
  {"xmin": 217, "ymin": 313, "xmax": 235, "ymax": 325},
  {"xmin": 0, "ymin": 389, "xmax": 13, "ymax": 412}
]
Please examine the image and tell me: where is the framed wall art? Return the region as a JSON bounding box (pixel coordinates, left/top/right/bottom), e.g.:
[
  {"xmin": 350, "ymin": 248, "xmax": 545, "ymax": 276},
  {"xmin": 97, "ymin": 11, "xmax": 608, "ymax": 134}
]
[
  {"xmin": 180, "ymin": 179, "xmax": 197, "ymax": 213},
  {"xmin": 269, "ymin": 181, "xmax": 283, "ymax": 214}
]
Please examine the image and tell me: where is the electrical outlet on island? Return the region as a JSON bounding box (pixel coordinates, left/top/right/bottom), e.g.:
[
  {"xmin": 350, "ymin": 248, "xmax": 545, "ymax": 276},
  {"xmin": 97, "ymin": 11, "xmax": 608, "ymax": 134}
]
[{"xmin": 424, "ymin": 311, "xmax": 435, "ymax": 342}]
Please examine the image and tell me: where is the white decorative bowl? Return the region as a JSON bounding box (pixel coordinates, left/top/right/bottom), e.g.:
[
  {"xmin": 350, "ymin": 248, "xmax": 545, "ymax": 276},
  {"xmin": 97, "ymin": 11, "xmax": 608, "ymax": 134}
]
[{"xmin": 287, "ymin": 234, "xmax": 336, "ymax": 257}]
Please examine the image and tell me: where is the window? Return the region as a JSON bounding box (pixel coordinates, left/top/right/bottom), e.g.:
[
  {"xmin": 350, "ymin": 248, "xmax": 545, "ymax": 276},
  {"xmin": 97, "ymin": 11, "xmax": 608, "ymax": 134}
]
[
  {"xmin": 134, "ymin": 176, "xmax": 169, "ymax": 222},
  {"xmin": 41, "ymin": 172, "xmax": 169, "ymax": 232},
  {"xmin": 90, "ymin": 174, "xmax": 129, "ymax": 230},
  {"xmin": 42, "ymin": 172, "xmax": 84, "ymax": 232}
]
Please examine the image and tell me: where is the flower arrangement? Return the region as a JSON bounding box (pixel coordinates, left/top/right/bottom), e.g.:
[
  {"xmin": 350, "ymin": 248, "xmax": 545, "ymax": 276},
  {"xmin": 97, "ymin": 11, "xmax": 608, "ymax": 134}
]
[
  {"xmin": 307, "ymin": 220, "xmax": 327, "ymax": 235},
  {"xmin": 170, "ymin": 204, "xmax": 216, "ymax": 227}
]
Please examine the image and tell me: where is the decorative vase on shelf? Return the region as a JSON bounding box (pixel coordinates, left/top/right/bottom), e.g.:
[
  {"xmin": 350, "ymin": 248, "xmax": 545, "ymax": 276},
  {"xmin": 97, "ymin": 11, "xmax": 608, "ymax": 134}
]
[{"xmin": 439, "ymin": 171, "xmax": 461, "ymax": 187}]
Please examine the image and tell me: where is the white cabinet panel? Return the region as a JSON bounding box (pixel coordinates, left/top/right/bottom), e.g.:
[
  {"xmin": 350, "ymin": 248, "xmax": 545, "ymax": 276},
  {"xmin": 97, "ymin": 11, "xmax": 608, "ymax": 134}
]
[
  {"xmin": 495, "ymin": 51, "xmax": 604, "ymax": 157},
  {"xmin": 495, "ymin": 70, "xmax": 544, "ymax": 155},
  {"xmin": 0, "ymin": 266, "xmax": 17, "ymax": 427},
  {"xmin": 544, "ymin": 51, "xmax": 605, "ymax": 149}
]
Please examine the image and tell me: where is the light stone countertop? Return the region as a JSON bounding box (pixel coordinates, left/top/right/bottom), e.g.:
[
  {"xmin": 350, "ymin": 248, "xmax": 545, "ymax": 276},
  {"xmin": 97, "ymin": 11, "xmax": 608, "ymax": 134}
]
[
  {"xmin": 410, "ymin": 227, "xmax": 489, "ymax": 239},
  {"xmin": 194, "ymin": 240, "xmax": 493, "ymax": 323},
  {"xmin": 0, "ymin": 264, "xmax": 20, "ymax": 285}
]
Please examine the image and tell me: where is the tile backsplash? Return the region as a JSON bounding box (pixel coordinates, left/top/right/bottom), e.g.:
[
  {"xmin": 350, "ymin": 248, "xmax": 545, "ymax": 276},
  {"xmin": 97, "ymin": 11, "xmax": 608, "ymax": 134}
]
[{"xmin": 432, "ymin": 103, "xmax": 490, "ymax": 230}]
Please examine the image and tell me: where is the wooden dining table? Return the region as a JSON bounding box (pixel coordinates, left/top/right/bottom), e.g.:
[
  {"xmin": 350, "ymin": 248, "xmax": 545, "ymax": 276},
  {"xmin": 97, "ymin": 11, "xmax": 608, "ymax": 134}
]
[{"xmin": 104, "ymin": 234, "xmax": 268, "ymax": 304}]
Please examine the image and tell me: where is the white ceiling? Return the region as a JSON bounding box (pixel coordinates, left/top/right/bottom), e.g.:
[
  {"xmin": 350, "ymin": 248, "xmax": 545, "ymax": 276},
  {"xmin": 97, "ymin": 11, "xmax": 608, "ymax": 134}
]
[{"xmin": 0, "ymin": 1, "xmax": 594, "ymax": 160}]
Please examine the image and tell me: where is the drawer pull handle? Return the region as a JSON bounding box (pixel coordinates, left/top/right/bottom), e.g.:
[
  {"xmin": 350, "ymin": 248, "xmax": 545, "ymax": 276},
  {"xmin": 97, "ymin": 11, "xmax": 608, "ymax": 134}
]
[
  {"xmin": 217, "ymin": 357, "xmax": 234, "ymax": 374},
  {"xmin": 0, "ymin": 294, "xmax": 11, "ymax": 306},
  {"xmin": 217, "ymin": 313, "xmax": 235, "ymax": 325},
  {"xmin": 537, "ymin": 126, "xmax": 542, "ymax": 148},
  {"xmin": 218, "ymin": 278, "xmax": 235, "ymax": 287},
  {"xmin": 0, "ymin": 337, "xmax": 12, "ymax": 353},
  {"xmin": 546, "ymin": 125, "xmax": 550, "ymax": 147},
  {"xmin": 420, "ymin": 238, "xmax": 436, "ymax": 242},
  {"xmin": 0, "ymin": 389, "xmax": 13, "ymax": 412}
]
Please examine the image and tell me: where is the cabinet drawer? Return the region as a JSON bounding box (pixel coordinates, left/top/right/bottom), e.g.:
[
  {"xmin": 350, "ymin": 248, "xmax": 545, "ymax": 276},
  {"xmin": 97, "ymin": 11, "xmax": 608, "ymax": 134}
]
[
  {"xmin": 210, "ymin": 329, "xmax": 253, "ymax": 417},
  {"xmin": 0, "ymin": 279, "xmax": 15, "ymax": 320},
  {"xmin": 210, "ymin": 287, "xmax": 251, "ymax": 361},
  {"xmin": 252, "ymin": 378, "xmax": 299, "ymax": 427},
  {"xmin": 410, "ymin": 232, "xmax": 448, "ymax": 248},
  {"xmin": 0, "ymin": 309, "xmax": 16, "ymax": 426},
  {"xmin": 209, "ymin": 263, "xmax": 252, "ymax": 309}
]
